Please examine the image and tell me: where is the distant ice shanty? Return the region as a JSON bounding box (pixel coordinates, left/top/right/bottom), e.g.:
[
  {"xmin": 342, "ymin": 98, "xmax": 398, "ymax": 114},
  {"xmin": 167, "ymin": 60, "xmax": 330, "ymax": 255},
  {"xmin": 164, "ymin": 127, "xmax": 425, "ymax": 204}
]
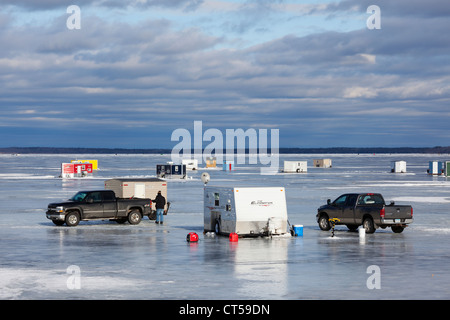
[
  {"xmin": 313, "ymin": 159, "xmax": 332, "ymax": 168},
  {"xmin": 391, "ymin": 160, "xmax": 407, "ymax": 173},
  {"xmin": 223, "ymin": 160, "xmax": 234, "ymax": 171},
  {"xmin": 428, "ymin": 161, "xmax": 445, "ymax": 175},
  {"xmin": 283, "ymin": 161, "xmax": 307, "ymax": 173},
  {"xmin": 204, "ymin": 186, "xmax": 289, "ymax": 237},
  {"xmin": 206, "ymin": 156, "xmax": 217, "ymax": 168},
  {"xmin": 70, "ymin": 159, "xmax": 98, "ymax": 170},
  {"xmin": 181, "ymin": 159, "xmax": 198, "ymax": 170},
  {"xmin": 156, "ymin": 163, "xmax": 187, "ymax": 179},
  {"xmin": 104, "ymin": 178, "xmax": 167, "ymax": 212},
  {"xmin": 61, "ymin": 162, "xmax": 93, "ymax": 178},
  {"xmin": 446, "ymin": 161, "xmax": 450, "ymax": 177}
]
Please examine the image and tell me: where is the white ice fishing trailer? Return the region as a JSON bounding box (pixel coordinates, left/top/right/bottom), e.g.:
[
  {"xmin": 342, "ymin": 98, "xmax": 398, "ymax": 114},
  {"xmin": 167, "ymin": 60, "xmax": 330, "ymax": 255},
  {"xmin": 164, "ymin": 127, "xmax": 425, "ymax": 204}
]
[{"xmin": 204, "ymin": 186, "xmax": 289, "ymax": 237}]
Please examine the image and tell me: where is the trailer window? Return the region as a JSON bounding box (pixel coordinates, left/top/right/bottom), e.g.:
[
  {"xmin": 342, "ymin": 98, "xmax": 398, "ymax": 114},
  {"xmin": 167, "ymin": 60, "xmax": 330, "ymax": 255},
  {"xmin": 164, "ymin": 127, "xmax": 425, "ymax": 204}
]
[{"xmin": 214, "ymin": 193, "xmax": 220, "ymax": 206}]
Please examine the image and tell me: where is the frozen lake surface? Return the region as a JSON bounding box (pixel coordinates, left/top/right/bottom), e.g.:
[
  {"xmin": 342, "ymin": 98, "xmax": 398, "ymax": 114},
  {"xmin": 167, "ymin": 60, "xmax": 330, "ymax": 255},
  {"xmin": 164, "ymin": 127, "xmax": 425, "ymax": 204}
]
[{"xmin": 1, "ymin": 153, "xmax": 449, "ymax": 300}]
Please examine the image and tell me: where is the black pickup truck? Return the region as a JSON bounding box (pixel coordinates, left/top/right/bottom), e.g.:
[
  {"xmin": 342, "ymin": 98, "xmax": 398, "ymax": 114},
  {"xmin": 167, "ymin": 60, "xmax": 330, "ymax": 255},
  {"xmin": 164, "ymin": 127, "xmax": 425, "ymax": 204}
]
[
  {"xmin": 46, "ymin": 190, "xmax": 152, "ymax": 226},
  {"xmin": 316, "ymin": 193, "xmax": 413, "ymax": 233}
]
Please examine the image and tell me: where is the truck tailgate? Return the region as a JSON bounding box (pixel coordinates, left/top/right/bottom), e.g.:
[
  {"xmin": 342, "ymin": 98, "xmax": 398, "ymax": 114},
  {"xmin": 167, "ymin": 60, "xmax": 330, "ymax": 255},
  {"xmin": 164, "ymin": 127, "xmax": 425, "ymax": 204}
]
[{"xmin": 384, "ymin": 205, "xmax": 413, "ymax": 219}]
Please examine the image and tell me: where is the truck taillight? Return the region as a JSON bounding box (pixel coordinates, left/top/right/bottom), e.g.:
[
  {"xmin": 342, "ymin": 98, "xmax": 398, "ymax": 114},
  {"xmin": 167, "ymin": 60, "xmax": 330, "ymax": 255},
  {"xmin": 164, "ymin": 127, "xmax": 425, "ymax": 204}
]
[
  {"xmin": 411, "ymin": 207, "xmax": 413, "ymax": 217},
  {"xmin": 380, "ymin": 208, "xmax": 385, "ymax": 218}
]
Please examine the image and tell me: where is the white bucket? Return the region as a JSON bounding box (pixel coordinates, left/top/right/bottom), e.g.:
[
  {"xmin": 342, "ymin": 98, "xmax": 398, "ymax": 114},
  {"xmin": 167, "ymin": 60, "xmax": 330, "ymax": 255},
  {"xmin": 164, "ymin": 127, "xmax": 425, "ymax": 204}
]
[{"xmin": 359, "ymin": 227, "xmax": 366, "ymax": 238}]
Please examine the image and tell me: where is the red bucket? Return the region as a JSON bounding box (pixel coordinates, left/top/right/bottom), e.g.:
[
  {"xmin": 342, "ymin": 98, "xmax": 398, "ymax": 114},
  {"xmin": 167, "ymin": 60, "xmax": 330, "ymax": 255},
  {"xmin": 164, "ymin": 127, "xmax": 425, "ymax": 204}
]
[
  {"xmin": 186, "ymin": 232, "xmax": 199, "ymax": 242},
  {"xmin": 229, "ymin": 232, "xmax": 239, "ymax": 242}
]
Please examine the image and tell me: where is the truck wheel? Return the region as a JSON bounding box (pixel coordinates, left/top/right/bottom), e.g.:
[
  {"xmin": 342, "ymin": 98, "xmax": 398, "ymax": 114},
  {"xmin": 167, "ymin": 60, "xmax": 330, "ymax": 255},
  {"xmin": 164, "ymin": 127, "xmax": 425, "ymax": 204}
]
[
  {"xmin": 128, "ymin": 210, "xmax": 142, "ymax": 225},
  {"xmin": 318, "ymin": 214, "xmax": 331, "ymax": 231},
  {"xmin": 391, "ymin": 226, "xmax": 404, "ymax": 233},
  {"xmin": 65, "ymin": 211, "xmax": 80, "ymax": 227},
  {"xmin": 363, "ymin": 217, "xmax": 375, "ymax": 234}
]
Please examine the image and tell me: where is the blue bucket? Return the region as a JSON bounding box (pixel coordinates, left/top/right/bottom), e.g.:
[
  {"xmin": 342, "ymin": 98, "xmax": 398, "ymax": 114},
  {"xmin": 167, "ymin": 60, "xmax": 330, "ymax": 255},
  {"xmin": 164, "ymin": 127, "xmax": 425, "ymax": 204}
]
[{"xmin": 292, "ymin": 225, "xmax": 303, "ymax": 237}]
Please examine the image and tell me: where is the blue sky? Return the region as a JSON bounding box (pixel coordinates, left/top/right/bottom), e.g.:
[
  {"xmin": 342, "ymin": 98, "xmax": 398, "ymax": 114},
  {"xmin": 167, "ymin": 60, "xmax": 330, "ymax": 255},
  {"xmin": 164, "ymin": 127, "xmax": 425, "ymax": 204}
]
[{"xmin": 0, "ymin": 0, "xmax": 449, "ymax": 149}]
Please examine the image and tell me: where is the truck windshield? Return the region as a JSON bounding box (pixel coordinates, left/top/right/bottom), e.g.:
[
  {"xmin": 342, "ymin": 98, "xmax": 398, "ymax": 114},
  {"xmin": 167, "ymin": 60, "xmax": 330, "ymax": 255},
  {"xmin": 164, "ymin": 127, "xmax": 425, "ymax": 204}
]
[{"xmin": 70, "ymin": 192, "xmax": 88, "ymax": 202}]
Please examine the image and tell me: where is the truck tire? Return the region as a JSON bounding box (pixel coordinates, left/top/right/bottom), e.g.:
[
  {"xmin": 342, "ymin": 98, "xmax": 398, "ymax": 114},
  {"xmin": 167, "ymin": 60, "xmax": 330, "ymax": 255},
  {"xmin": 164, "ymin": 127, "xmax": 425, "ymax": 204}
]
[
  {"xmin": 391, "ymin": 226, "xmax": 404, "ymax": 233},
  {"xmin": 128, "ymin": 210, "xmax": 142, "ymax": 225},
  {"xmin": 318, "ymin": 214, "xmax": 331, "ymax": 231},
  {"xmin": 65, "ymin": 211, "xmax": 80, "ymax": 227},
  {"xmin": 363, "ymin": 217, "xmax": 375, "ymax": 234}
]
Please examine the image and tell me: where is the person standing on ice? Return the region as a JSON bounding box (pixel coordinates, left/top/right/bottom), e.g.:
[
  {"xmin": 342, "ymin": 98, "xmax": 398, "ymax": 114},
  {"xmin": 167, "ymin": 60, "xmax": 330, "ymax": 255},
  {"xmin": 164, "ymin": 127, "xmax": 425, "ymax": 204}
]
[{"xmin": 153, "ymin": 191, "xmax": 166, "ymax": 224}]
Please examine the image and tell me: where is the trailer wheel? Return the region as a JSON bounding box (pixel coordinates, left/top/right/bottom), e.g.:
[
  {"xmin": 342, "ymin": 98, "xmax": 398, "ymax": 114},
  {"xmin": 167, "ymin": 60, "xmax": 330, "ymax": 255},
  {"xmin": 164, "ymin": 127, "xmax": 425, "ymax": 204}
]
[
  {"xmin": 214, "ymin": 220, "xmax": 221, "ymax": 235},
  {"xmin": 128, "ymin": 210, "xmax": 142, "ymax": 225},
  {"xmin": 318, "ymin": 214, "xmax": 330, "ymax": 231},
  {"xmin": 391, "ymin": 226, "xmax": 404, "ymax": 233},
  {"xmin": 65, "ymin": 211, "xmax": 80, "ymax": 227},
  {"xmin": 363, "ymin": 217, "xmax": 375, "ymax": 234}
]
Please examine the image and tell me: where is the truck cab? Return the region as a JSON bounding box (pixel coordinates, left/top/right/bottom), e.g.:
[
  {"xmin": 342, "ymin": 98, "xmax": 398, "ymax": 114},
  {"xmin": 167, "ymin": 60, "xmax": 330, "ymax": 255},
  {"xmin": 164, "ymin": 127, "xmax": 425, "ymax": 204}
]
[{"xmin": 317, "ymin": 193, "xmax": 413, "ymax": 233}]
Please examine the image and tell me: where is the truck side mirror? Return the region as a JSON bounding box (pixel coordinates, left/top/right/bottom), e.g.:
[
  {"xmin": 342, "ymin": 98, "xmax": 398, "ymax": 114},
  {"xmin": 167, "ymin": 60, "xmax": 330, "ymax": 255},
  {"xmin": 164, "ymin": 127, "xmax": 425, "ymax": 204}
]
[
  {"xmin": 86, "ymin": 198, "xmax": 93, "ymax": 204},
  {"xmin": 327, "ymin": 199, "xmax": 331, "ymax": 205}
]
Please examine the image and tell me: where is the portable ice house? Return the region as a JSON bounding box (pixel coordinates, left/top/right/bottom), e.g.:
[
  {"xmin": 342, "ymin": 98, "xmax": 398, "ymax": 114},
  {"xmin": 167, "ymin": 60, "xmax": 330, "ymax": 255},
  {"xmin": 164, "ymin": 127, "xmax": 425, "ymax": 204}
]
[
  {"xmin": 446, "ymin": 161, "xmax": 450, "ymax": 177},
  {"xmin": 71, "ymin": 159, "xmax": 98, "ymax": 170},
  {"xmin": 204, "ymin": 186, "xmax": 289, "ymax": 237},
  {"xmin": 283, "ymin": 161, "xmax": 307, "ymax": 173},
  {"xmin": 391, "ymin": 160, "xmax": 407, "ymax": 173},
  {"xmin": 61, "ymin": 162, "xmax": 93, "ymax": 178},
  {"xmin": 104, "ymin": 178, "xmax": 167, "ymax": 211},
  {"xmin": 313, "ymin": 159, "xmax": 332, "ymax": 168},
  {"xmin": 181, "ymin": 159, "xmax": 198, "ymax": 170},
  {"xmin": 428, "ymin": 161, "xmax": 445, "ymax": 175},
  {"xmin": 223, "ymin": 160, "xmax": 234, "ymax": 171},
  {"xmin": 206, "ymin": 156, "xmax": 216, "ymax": 168},
  {"xmin": 156, "ymin": 163, "xmax": 187, "ymax": 179}
]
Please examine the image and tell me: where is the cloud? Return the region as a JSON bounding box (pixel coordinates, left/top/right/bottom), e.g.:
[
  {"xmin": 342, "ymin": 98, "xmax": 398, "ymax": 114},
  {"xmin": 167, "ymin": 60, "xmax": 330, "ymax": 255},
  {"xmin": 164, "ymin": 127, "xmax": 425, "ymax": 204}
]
[{"xmin": 0, "ymin": 0, "xmax": 449, "ymax": 148}]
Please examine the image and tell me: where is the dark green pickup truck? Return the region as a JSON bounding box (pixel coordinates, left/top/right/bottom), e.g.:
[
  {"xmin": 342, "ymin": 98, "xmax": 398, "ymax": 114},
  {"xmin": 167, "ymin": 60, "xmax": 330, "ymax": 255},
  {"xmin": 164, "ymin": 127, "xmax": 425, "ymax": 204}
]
[
  {"xmin": 46, "ymin": 190, "xmax": 152, "ymax": 226},
  {"xmin": 316, "ymin": 193, "xmax": 413, "ymax": 233}
]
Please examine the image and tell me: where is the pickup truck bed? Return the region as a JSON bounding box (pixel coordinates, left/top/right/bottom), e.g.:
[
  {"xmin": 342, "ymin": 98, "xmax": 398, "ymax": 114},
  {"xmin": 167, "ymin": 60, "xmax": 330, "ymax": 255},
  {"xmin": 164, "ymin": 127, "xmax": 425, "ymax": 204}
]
[
  {"xmin": 46, "ymin": 190, "xmax": 152, "ymax": 226},
  {"xmin": 316, "ymin": 193, "xmax": 413, "ymax": 233}
]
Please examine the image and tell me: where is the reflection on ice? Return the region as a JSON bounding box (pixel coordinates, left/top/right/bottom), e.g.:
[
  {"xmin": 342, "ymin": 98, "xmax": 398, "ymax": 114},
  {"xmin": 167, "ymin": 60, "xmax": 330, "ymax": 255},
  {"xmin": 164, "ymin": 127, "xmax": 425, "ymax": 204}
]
[{"xmin": 0, "ymin": 153, "xmax": 450, "ymax": 299}]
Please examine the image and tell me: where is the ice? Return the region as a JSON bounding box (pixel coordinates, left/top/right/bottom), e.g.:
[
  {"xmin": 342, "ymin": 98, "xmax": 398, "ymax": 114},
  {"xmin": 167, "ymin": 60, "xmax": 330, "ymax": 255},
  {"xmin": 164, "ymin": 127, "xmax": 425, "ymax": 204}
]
[{"xmin": 0, "ymin": 153, "xmax": 450, "ymax": 299}]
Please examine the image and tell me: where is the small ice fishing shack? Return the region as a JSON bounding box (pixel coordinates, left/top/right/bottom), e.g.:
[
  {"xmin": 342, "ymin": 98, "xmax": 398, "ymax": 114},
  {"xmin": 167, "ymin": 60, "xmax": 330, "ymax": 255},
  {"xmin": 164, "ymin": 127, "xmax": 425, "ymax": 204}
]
[
  {"xmin": 428, "ymin": 161, "xmax": 445, "ymax": 175},
  {"xmin": 391, "ymin": 160, "xmax": 407, "ymax": 173},
  {"xmin": 313, "ymin": 159, "xmax": 332, "ymax": 168},
  {"xmin": 104, "ymin": 178, "xmax": 168, "ymax": 212},
  {"xmin": 283, "ymin": 161, "xmax": 307, "ymax": 173},
  {"xmin": 182, "ymin": 159, "xmax": 198, "ymax": 170},
  {"xmin": 204, "ymin": 186, "xmax": 289, "ymax": 237}
]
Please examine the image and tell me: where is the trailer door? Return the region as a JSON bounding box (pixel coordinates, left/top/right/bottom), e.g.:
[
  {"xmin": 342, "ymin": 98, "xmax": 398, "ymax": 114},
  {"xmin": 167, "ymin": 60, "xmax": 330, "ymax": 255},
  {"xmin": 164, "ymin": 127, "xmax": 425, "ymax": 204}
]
[{"xmin": 134, "ymin": 184, "xmax": 146, "ymax": 198}]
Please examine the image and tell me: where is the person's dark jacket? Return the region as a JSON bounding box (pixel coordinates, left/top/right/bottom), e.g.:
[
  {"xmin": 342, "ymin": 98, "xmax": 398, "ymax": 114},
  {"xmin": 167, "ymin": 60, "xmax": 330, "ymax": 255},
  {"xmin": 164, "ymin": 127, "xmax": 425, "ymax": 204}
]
[{"xmin": 154, "ymin": 194, "xmax": 166, "ymax": 209}]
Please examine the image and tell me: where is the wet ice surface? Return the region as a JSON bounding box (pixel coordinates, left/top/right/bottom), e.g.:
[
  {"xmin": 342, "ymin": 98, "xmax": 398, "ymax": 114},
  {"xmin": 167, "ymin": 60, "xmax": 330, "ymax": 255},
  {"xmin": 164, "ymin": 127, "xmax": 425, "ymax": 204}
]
[{"xmin": 1, "ymin": 153, "xmax": 449, "ymax": 299}]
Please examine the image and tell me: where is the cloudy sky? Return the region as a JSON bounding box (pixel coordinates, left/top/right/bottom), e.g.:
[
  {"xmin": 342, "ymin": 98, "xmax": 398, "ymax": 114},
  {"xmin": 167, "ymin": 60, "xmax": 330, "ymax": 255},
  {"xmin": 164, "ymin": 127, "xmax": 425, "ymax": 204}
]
[{"xmin": 0, "ymin": 0, "xmax": 449, "ymax": 149}]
